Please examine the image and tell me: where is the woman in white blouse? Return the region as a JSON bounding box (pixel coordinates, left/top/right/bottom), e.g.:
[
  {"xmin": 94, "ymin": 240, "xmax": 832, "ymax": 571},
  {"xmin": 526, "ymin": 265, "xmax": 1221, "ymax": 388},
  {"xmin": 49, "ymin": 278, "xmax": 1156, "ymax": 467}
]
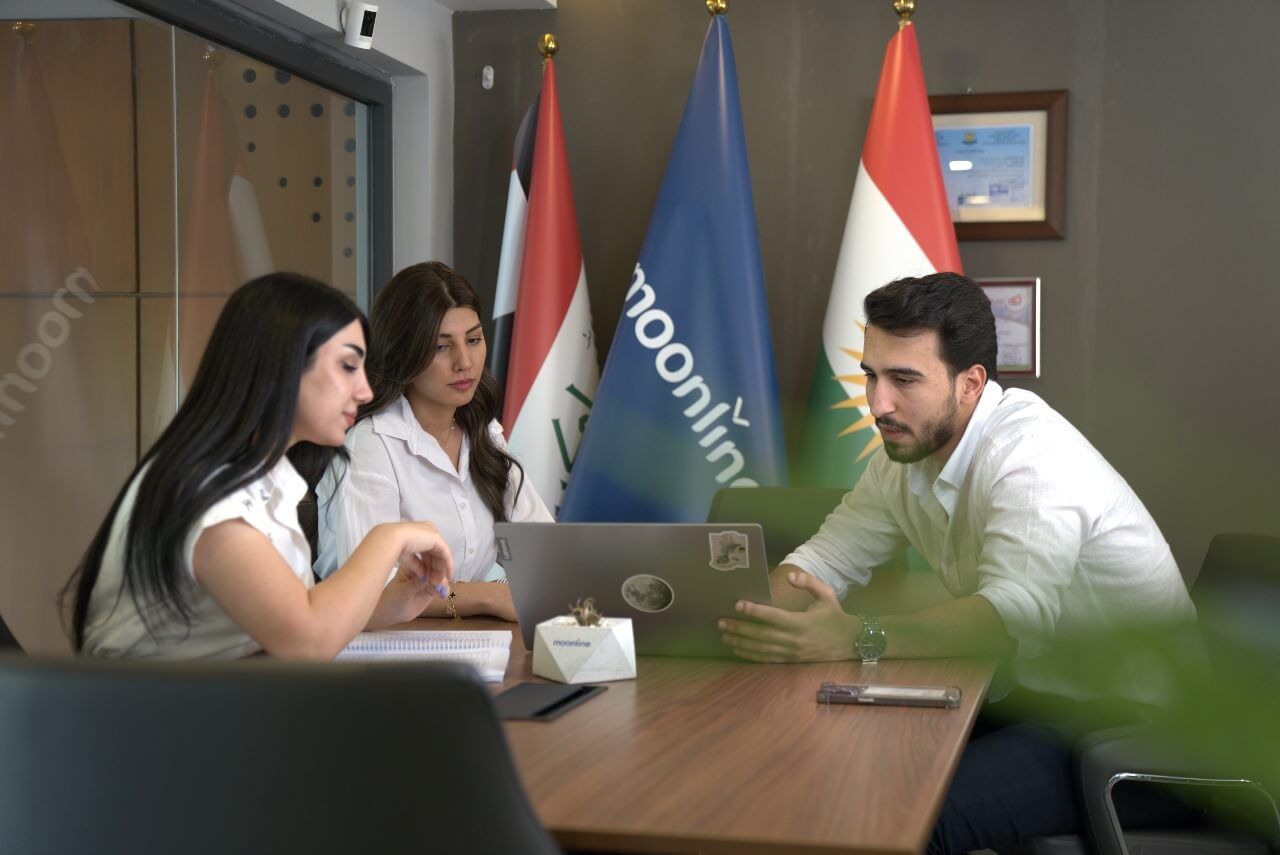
[
  {"xmin": 66, "ymin": 273, "xmax": 454, "ymax": 659},
  {"xmin": 316, "ymin": 262, "xmax": 552, "ymax": 621}
]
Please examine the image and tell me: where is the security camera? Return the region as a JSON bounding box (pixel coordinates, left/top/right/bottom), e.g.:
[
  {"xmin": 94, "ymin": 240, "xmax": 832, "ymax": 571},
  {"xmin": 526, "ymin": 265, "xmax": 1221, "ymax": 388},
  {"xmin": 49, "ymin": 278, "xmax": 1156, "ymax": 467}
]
[{"xmin": 340, "ymin": 2, "xmax": 378, "ymax": 50}]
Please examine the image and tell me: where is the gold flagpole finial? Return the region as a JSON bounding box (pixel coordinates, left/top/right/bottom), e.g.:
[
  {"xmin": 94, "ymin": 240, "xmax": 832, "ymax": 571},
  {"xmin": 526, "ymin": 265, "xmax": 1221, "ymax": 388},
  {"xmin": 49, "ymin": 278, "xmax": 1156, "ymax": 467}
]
[
  {"xmin": 707, "ymin": 0, "xmax": 728, "ymax": 17},
  {"xmin": 893, "ymin": 0, "xmax": 915, "ymax": 29},
  {"xmin": 539, "ymin": 33, "xmax": 557, "ymax": 70},
  {"xmin": 203, "ymin": 46, "xmax": 225, "ymax": 67},
  {"xmin": 539, "ymin": 33, "xmax": 558, "ymax": 61},
  {"xmin": 12, "ymin": 21, "xmax": 36, "ymax": 41}
]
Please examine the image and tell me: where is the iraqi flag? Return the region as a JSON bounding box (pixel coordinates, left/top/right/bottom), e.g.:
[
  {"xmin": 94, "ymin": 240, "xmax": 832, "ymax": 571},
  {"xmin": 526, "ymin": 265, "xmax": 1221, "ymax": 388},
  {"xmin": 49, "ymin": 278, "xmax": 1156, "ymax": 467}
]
[
  {"xmin": 499, "ymin": 59, "xmax": 598, "ymax": 512},
  {"xmin": 793, "ymin": 19, "xmax": 962, "ymax": 488},
  {"xmin": 559, "ymin": 12, "xmax": 787, "ymax": 523}
]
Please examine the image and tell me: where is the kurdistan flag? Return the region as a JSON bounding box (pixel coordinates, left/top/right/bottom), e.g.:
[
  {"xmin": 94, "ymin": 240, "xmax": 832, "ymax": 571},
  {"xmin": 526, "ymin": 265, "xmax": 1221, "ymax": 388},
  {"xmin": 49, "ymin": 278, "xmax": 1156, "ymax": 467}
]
[{"xmin": 794, "ymin": 16, "xmax": 962, "ymax": 488}]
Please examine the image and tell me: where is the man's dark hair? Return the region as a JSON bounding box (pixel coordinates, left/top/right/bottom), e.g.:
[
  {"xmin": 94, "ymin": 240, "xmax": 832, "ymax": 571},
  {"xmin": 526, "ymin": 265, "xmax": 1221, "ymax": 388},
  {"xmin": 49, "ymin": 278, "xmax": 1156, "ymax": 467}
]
[{"xmin": 864, "ymin": 272, "xmax": 998, "ymax": 380}]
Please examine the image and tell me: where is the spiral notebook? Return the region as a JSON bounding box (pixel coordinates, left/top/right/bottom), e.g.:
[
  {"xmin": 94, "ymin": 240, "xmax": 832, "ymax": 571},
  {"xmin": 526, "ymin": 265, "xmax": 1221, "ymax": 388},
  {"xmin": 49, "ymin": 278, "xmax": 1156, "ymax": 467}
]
[{"xmin": 336, "ymin": 630, "xmax": 512, "ymax": 682}]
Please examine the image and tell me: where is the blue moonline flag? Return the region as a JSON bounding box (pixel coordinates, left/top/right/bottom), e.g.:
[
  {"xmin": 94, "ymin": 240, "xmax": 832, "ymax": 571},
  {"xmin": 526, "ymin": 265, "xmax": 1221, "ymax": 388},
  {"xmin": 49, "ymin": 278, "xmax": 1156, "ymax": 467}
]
[{"xmin": 559, "ymin": 13, "xmax": 787, "ymax": 522}]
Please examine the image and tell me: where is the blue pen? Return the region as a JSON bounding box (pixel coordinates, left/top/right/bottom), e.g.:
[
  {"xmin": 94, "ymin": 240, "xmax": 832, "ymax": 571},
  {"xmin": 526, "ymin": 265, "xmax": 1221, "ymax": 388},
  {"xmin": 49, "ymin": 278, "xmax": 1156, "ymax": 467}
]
[{"xmin": 394, "ymin": 560, "xmax": 449, "ymax": 598}]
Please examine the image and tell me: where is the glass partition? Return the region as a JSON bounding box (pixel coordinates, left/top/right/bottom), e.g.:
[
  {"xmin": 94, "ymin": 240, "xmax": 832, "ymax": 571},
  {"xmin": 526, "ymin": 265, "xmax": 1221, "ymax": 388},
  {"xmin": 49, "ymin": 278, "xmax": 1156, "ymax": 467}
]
[{"xmin": 0, "ymin": 4, "xmax": 372, "ymax": 652}]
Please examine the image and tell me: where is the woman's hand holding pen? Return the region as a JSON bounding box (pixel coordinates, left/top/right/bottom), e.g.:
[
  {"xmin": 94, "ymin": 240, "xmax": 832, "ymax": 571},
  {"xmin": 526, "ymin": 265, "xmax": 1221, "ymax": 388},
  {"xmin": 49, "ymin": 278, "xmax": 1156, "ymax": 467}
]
[
  {"xmin": 369, "ymin": 521, "xmax": 456, "ymax": 627},
  {"xmin": 391, "ymin": 521, "xmax": 454, "ymax": 592}
]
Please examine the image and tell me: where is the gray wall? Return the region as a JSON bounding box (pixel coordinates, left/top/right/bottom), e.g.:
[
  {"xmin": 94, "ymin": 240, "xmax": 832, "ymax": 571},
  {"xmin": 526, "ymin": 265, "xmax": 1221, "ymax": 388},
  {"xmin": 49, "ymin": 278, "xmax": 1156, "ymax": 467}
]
[{"xmin": 452, "ymin": 0, "xmax": 1280, "ymax": 576}]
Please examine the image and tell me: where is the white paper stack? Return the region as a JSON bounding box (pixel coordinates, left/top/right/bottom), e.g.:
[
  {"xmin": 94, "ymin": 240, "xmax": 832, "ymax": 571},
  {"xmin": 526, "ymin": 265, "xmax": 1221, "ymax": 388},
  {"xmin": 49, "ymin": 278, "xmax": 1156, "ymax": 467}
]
[{"xmin": 337, "ymin": 630, "xmax": 512, "ymax": 682}]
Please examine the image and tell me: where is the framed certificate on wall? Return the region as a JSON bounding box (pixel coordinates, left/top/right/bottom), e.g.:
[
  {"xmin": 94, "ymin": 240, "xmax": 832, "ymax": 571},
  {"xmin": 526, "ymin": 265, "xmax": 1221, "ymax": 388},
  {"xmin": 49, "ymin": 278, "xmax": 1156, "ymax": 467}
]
[
  {"xmin": 930, "ymin": 91, "xmax": 1067, "ymax": 240},
  {"xmin": 978, "ymin": 277, "xmax": 1040, "ymax": 378}
]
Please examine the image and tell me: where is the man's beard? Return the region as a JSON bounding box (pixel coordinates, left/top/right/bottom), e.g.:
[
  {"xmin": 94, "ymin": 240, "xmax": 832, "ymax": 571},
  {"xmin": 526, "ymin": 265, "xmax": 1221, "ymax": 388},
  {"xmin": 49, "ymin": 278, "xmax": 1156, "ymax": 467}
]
[{"xmin": 879, "ymin": 393, "xmax": 959, "ymax": 464}]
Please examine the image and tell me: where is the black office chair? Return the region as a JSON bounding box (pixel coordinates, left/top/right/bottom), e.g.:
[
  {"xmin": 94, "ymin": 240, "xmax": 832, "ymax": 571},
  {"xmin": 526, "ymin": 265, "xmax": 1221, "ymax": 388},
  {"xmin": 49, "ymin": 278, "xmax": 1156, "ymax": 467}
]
[
  {"xmin": 297, "ymin": 488, "xmax": 321, "ymax": 565},
  {"xmin": 1023, "ymin": 534, "xmax": 1280, "ymax": 855},
  {"xmin": 0, "ymin": 657, "xmax": 562, "ymax": 855}
]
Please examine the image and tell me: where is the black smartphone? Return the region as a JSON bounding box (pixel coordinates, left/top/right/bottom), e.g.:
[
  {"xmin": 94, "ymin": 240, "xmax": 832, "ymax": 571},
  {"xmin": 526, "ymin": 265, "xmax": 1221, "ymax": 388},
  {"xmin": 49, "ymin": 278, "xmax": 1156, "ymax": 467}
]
[{"xmin": 494, "ymin": 682, "xmax": 607, "ymax": 721}]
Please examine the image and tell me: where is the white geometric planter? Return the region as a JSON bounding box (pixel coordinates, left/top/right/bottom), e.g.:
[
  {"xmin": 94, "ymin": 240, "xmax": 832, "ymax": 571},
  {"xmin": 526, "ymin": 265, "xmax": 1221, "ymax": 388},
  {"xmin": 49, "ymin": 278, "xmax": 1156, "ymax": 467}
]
[{"xmin": 531, "ymin": 617, "xmax": 637, "ymax": 684}]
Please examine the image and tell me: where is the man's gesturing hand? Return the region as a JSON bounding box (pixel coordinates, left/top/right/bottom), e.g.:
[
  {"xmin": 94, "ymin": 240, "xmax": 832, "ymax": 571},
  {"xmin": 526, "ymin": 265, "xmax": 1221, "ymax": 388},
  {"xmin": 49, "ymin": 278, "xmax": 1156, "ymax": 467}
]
[{"xmin": 719, "ymin": 571, "xmax": 863, "ymax": 663}]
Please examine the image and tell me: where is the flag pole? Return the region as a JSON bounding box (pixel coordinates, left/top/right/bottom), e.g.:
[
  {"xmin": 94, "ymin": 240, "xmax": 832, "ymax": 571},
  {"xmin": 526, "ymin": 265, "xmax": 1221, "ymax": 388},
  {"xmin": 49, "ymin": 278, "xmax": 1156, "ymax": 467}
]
[
  {"xmin": 707, "ymin": 0, "xmax": 727, "ymax": 15},
  {"xmin": 502, "ymin": 29, "xmax": 600, "ymax": 509},
  {"xmin": 894, "ymin": 0, "xmax": 915, "ymax": 29},
  {"xmin": 12, "ymin": 21, "xmax": 35, "ymax": 40}
]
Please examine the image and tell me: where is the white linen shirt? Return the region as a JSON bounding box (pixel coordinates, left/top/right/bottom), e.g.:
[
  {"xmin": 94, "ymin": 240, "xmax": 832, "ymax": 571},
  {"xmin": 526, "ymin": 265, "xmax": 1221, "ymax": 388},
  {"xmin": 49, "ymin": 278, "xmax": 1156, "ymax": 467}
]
[
  {"xmin": 83, "ymin": 457, "xmax": 313, "ymax": 660},
  {"xmin": 314, "ymin": 396, "xmax": 552, "ymax": 582},
  {"xmin": 784, "ymin": 382, "xmax": 1196, "ymax": 699}
]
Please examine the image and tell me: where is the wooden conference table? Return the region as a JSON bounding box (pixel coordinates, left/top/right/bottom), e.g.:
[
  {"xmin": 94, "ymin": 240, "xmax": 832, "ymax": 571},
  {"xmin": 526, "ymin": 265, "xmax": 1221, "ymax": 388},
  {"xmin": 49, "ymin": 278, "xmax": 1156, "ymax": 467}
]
[{"xmin": 406, "ymin": 617, "xmax": 995, "ymax": 854}]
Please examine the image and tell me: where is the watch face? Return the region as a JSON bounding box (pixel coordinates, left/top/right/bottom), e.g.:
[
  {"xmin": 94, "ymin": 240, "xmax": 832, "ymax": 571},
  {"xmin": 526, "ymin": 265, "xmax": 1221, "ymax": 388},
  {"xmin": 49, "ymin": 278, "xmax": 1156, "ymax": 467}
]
[{"xmin": 857, "ymin": 623, "xmax": 887, "ymax": 662}]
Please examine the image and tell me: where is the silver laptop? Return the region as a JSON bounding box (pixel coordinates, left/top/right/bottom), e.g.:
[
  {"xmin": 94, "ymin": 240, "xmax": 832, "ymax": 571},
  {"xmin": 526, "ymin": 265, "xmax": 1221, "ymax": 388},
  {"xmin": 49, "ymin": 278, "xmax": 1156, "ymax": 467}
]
[{"xmin": 495, "ymin": 522, "xmax": 773, "ymax": 658}]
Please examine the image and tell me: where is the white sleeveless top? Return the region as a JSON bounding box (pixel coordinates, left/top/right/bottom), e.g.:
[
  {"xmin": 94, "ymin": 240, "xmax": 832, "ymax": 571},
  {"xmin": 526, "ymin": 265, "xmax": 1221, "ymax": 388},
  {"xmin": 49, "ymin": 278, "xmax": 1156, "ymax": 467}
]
[{"xmin": 83, "ymin": 457, "xmax": 313, "ymax": 660}]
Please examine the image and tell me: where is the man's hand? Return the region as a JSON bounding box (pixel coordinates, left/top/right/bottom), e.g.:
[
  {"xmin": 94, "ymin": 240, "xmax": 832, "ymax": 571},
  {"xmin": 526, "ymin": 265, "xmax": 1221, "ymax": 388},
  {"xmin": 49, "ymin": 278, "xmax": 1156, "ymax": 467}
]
[{"xmin": 719, "ymin": 571, "xmax": 861, "ymax": 663}]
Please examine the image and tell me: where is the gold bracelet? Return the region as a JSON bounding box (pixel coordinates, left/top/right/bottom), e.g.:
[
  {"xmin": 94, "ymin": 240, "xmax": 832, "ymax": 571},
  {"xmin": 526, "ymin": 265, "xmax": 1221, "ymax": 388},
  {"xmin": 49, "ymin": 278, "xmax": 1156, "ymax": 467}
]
[{"xmin": 445, "ymin": 588, "xmax": 460, "ymax": 621}]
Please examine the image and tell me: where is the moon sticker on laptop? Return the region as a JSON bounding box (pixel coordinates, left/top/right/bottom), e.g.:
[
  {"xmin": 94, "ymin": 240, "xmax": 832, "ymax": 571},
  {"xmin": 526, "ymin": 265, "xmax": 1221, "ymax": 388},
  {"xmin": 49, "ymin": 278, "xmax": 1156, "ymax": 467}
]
[
  {"xmin": 620, "ymin": 574, "xmax": 675, "ymax": 613},
  {"xmin": 708, "ymin": 530, "xmax": 750, "ymax": 571}
]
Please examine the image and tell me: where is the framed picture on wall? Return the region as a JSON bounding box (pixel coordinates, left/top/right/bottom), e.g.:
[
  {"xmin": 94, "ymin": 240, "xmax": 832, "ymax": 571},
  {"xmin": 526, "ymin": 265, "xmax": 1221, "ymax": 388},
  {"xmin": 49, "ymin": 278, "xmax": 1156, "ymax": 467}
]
[
  {"xmin": 978, "ymin": 277, "xmax": 1040, "ymax": 378},
  {"xmin": 929, "ymin": 90, "xmax": 1067, "ymax": 240}
]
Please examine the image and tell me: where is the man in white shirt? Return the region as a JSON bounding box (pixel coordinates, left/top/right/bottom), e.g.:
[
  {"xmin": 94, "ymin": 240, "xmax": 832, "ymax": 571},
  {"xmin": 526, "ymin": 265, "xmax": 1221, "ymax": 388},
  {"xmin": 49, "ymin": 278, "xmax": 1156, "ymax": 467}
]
[{"xmin": 718, "ymin": 273, "xmax": 1196, "ymax": 853}]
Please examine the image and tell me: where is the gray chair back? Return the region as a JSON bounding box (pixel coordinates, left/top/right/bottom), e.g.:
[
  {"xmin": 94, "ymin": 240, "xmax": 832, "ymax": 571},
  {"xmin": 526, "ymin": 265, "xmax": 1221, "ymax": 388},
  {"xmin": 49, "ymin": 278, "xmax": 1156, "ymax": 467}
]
[
  {"xmin": 0, "ymin": 656, "xmax": 561, "ymax": 855},
  {"xmin": 707, "ymin": 486, "xmax": 849, "ymax": 564},
  {"xmin": 708, "ymin": 486, "xmax": 908, "ymax": 572},
  {"xmin": 1190, "ymin": 533, "xmax": 1280, "ymax": 674},
  {"xmin": 0, "ymin": 612, "xmax": 19, "ymax": 651},
  {"xmin": 1063, "ymin": 533, "xmax": 1280, "ymax": 855}
]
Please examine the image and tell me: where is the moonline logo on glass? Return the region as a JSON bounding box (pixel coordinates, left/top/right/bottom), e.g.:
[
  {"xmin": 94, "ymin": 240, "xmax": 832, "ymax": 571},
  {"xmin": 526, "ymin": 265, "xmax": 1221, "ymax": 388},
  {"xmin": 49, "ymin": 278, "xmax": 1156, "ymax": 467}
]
[{"xmin": 0, "ymin": 268, "xmax": 99, "ymax": 441}]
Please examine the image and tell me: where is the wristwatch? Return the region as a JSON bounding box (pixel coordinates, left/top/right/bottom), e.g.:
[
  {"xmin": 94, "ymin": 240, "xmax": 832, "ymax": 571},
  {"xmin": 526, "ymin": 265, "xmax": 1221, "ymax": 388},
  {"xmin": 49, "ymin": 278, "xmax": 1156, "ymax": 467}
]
[{"xmin": 854, "ymin": 614, "xmax": 886, "ymax": 663}]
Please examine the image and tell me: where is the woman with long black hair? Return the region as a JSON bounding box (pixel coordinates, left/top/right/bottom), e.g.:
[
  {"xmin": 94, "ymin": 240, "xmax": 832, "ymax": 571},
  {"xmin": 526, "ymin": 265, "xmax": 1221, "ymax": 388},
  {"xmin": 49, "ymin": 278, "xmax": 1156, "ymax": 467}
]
[
  {"xmin": 315, "ymin": 262, "xmax": 551, "ymax": 622},
  {"xmin": 67, "ymin": 273, "xmax": 453, "ymax": 659}
]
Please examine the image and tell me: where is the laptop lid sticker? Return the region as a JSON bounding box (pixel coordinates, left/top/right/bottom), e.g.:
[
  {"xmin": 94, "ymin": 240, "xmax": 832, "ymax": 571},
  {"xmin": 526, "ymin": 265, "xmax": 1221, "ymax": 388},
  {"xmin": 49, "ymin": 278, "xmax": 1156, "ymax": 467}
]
[
  {"xmin": 708, "ymin": 531, "xmax": 750, "ymax": 571},
  {"xmin": 621, "ymin": 574, "xmax": 675, "ymax": 613}
]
